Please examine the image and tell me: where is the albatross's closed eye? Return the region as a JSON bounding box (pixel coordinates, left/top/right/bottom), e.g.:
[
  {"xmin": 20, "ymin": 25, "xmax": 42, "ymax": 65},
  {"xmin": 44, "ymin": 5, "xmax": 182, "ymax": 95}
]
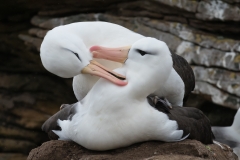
[
  {"xmin": 72, "ymin": 51, "xmax": 81, "ymax": 61},
  {"xmin": 136, "ymin": 49, "xmax": 148, "ymax": 56}
]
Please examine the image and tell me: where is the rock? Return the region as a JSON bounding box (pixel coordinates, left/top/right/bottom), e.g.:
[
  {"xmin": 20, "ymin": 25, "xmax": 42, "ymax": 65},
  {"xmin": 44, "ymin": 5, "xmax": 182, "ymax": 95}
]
[
  {"xmin": 28, "ymin": 28, "xmax": 48, "ymax": 38},
  {"xmin": 7, "ymin": 13, "xmax": 32, "ymax": 22},
  {"xmin": 193, "ymin": 81, "xmax": 240, "ymax": 110},
  {"xmin": 18, "ymin": 34, "xmax": 42, "ymax": 51},
  {"xmin": 0, "ymin": 138, "xmax": 37, "ymax": 154},
  {"xmin": 196, "ymin": 0, "xmax": 240, "ymax": 21},
  {"xmin": 176, "ymin": 43, "xmax": 240, "ymax": 71},
  {"xmin": 189, "ymin": 19, "xmax": 240, "ymax": 34},
  {"xmin": 164, "ymin": 16, "xmax": 188, "ymax": 24},
  {"xmin": 141, "ymin": 19, "xmax": 240, "ymax": 52},
  {"xmin": 0, "ymin": 73, "xmax": 75, "ymax": 109},
  {"xmin": 31, "ymin": 14, "xmax": 97, "ymax": 29},
  {"xmin": 109, "ymin": 1, "xmax": 164, "ymax": 19},
  {"xmin": 0, "ymin": 22, "xmax": 29, "ymax": 33},
  {"xmin": 0, "ymin": 153, "xmax": 27, "ymax": 160},
  {"xmin": 27, "ymin": 140, "xmax": 238, "ymax": 160},
  {"xmin": 154, "ymin": 0, "xmax": 198, "ymax": 12},
  {"xmin": 193, "ymin": 66, "xmax": 240, "ymax": 97},
  {"xmin": 0, "ymin": 123, "xmax": 44, "ymax": 142},
  {"xmin": 0, "ymin": 46, "xmax": 76, "ymax": 156},
  {"xmin": 223, "ymin": 0, "xmax": 240, "ymax": 3}
]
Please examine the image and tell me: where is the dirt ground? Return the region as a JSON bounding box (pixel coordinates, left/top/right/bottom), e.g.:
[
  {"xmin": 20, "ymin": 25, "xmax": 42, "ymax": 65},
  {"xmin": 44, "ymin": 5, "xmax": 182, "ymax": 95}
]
[{"xmin": 27, "ymin": 139, "xmax": 238, "ymax": 160}]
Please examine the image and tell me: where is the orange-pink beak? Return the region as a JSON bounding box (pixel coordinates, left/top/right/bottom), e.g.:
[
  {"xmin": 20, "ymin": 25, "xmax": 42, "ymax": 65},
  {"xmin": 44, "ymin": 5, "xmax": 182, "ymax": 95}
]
[
  {"xmin": 81, "ymin": 60, "xmax": 127, "ymax": 86},
  {"xmin": 90, "ymin": 45, "xmax": 130, "ymax": 63},
  {"xmin": 81, "ymin": 45, "xmax": 131, "ymax": 86}
]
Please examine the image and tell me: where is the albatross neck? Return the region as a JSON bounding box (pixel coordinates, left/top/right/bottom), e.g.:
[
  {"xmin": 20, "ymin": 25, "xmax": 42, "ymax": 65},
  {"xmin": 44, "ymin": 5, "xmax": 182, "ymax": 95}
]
[{"xmin": 122, "ymin": 62, "xmax": 172, "ymax": 99}]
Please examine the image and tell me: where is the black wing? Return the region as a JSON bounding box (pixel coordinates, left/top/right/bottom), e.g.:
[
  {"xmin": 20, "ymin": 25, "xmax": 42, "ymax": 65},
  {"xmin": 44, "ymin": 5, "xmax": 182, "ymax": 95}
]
[
  {"xmin": 147, "ymin": 96, "xmax": 214, "ymax": 144},
  {"xmin": 42, "ymin": 103, "xmax": 77, "ymax": 140},
  {"xmin": 167, "ymin": 106, "xmax": 214, "ymax": 144},
  {"xmin": 172, "ymin": 52, "xmax": 195, "ymax": 103}
]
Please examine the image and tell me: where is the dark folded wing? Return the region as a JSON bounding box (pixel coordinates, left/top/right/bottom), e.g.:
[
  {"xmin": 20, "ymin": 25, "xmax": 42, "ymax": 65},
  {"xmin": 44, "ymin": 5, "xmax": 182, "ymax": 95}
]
[{"xmin": 172, "ymin": 52, "xmax": 195, "ymax": 103}]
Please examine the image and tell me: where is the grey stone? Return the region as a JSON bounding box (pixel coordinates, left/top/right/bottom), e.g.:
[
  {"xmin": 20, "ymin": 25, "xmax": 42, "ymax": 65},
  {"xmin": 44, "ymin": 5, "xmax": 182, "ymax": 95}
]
[
  {"xmin": 222, "ymin": 0, "xmax": 240, "ymax": 3},
  {"xmin": 194, "ymin": 81, "xmax": 240, "ymax": 110},
  {"xmin": 29, "ymin": 28, "xmax": 49, "ymax": 38},
  {"xmin": 189, "ymin": 18, "xmax": 240, "ymax": 34},
  {"xmin": 28, "ymin": 14, "xmax": 240, "ymax": 55},
  {"xmin": 154, "ymin": 0, "xmax": 199, "ymax": 12},
  {"xmin": 18, "ymin": 34, "xmax": 43, "ymax": 51},
  {"xmin": 175, "ymin": 41, "xmax": 240, "ymax": 71},
  {"xmin": 141, "ymin": 19, "xmax": 240, "ymax": 52},
  {"xmin": 193, "ymin": 66, "xmax": 240, "ymax": 97},
  {"xmin": 31, "ymin": 14, "xmax": 97, "ymax": 29},
  {"xmin": 164, "ymin": 15, "xmax": 188, "ymax": 24},
  {"xmin": 108, "ymin": 1, "xmax": 164, "ymax": 19},
  {"xmin": 196, "ymin": 0, "xmax": 240, "ymax": 21}
]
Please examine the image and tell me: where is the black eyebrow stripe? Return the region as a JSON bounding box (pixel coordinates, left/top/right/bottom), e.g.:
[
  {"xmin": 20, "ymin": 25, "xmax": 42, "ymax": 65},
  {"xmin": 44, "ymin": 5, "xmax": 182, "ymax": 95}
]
[
  {"xmin": 72, "ymin": 52, "xmax": 81, "ymax": 62},
  {"xmin": 62, "ymin": 48, "xmax": 82, "ymax": 62},
  {"xmin": 136, "ymin": 49, "xmax": 147, "ymax": 56}
]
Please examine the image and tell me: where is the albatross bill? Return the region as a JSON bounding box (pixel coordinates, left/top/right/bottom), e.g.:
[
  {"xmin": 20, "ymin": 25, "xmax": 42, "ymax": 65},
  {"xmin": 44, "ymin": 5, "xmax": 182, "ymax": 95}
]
[
  {"xmin": 87, "ymin": 45, "xmax": 131, "ymax": 86},
  {"xmin": 90, "ymin": 45, "xmax": 130, "ymax": 63},
  {"xmin": 81, "ymin": 60, "xmax": 127, "ymax": 86}
]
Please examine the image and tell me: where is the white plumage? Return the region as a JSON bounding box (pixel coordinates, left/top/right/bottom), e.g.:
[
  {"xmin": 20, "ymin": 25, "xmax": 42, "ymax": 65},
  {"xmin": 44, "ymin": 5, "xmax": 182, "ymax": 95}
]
[
  {"xmin": 53, "ymin": 38, "xmax": 186, "ymax": 150},
  {"xmin": 40, "ymin": 21, "xmax": 185, "ymax": 106},
  {"xmin": 212, "ymin": 109, "xmax": 240, "ymax": 159}
]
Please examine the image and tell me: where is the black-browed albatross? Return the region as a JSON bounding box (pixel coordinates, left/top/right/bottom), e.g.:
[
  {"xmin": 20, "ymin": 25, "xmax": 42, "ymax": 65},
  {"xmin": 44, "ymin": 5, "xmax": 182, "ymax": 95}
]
[
  {"xmin": 43, "ymin": 95, "xmax": 215, "ymax": 146},
  {"xmin": 40, "ymin": 21, "xmax": 195, "ymax": 106},
  {"xmin": 212, "ymin": 109, "xmax": 240, "ymax": 158},
  {"xmin": 42, "ymin": 37, "xmax": 191, "ymax": 151}
]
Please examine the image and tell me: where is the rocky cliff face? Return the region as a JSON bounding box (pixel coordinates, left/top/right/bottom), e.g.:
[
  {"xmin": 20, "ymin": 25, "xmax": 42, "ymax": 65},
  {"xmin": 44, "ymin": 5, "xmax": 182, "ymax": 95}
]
[{"xmin": 0, "ymin": 0, "xmax": 240, "ymax": 159}]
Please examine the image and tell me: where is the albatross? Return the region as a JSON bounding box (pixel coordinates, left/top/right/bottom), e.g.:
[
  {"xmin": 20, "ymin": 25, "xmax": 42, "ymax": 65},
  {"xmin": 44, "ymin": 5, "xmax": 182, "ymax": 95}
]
[
  {"xmin": 212, "ymin": 109, "xmax": 240, "ymax": 158},
  {"xmin": 147, "ymin": 96, "xmax": 214, "ymax": 144},
  {"xmin": 40, "ymin": 21, "xmax": 194, "ymax": 106},
  {"xmin": 44, "ymin": 96, "xmax": 214, "ymax": 146},
  {"xmin": 42, "ymin": 37, "xmax": 191, "ymax": 150}
]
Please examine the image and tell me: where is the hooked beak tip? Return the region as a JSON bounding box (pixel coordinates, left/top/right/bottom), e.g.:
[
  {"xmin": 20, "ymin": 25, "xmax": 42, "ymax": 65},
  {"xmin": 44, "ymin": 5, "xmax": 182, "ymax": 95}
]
[
  {"xmin": 90, "ymin": 46, "xmax": 101, "ymax": 52},
  {"xmin": 81, "ymin": 60, "xmax": 127, "ymax": 86}
]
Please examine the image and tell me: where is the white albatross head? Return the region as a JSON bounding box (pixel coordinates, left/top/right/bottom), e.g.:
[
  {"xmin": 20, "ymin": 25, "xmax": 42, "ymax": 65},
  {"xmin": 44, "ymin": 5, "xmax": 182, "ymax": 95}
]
[
  {"xmin": 40, "ymin": 26, "xmax": 127, "ymax": 86},
  {"xmin": 91, "ymin": 37, "xmax": 173, "ymax": 96},
  {"xmin": 40, "ymin": 26, "xmax": 91, "ymax": 78}
]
